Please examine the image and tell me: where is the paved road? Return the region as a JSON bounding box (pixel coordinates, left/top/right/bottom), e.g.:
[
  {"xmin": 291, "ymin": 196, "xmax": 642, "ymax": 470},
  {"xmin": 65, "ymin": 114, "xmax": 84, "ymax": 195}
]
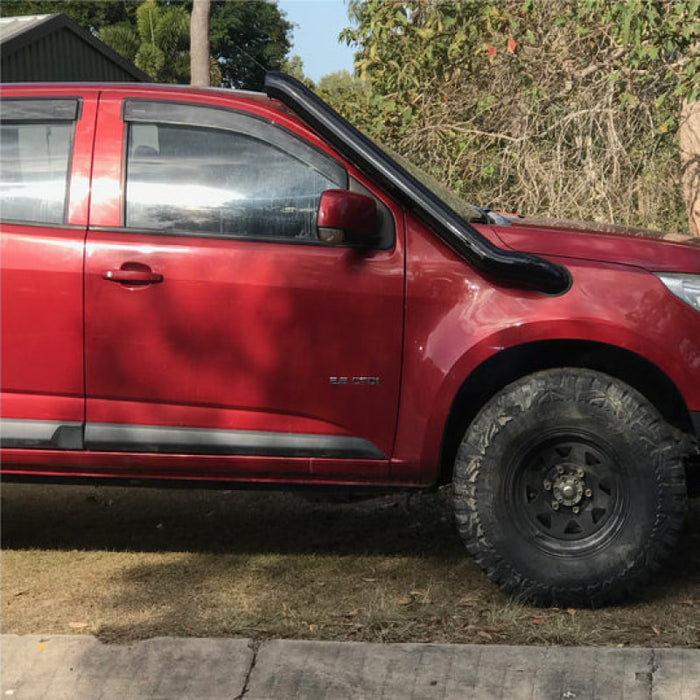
[{"xmin": 2, "ymin": 635, "xmax": 699, "ymax": 699}]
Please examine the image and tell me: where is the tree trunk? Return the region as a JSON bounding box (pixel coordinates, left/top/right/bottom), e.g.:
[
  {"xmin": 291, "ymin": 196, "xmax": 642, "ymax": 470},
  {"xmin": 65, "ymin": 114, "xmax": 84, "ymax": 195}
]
[
  {"xmin": 680, "ymin": 99, "xmax": 700, "ymax": 236},
  {"xmin": 190, "ymin": 0, "xmax": 211, "ymax": 87}
]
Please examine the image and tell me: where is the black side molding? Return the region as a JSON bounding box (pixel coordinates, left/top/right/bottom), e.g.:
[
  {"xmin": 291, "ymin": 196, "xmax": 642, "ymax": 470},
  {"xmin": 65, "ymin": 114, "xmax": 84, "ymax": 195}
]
[
  {"xmin": 84, "ymin": 423, "xmax": 386, "ymax": 460},
  {"xmin": 265, "ymin": 72, "xmax": 571, "ymax": 295},
  {"xmin": 0, "ymin": 419, "xmax": 83, "ymax": 449},
  {"xmin": 0, "ymin": 419, "xmax": 387, "ymax": 460}
]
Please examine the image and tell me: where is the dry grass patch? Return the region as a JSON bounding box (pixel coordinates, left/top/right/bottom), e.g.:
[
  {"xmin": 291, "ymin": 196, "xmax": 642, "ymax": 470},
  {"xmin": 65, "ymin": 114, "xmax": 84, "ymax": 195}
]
[{"xmin": 2, "ymin": 483, "xmax": 698, "ymax": 646}]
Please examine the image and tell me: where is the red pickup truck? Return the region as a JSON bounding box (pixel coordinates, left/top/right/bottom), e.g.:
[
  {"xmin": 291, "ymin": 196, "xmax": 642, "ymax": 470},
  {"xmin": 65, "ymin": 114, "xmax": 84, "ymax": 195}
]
[{"xmin": 2, "ymin": 73, "xmax": 699, "ymax": 607}]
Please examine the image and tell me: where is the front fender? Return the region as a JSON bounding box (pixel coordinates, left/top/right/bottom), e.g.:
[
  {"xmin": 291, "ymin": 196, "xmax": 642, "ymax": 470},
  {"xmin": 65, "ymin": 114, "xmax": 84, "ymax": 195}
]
[{"xmin": 391, "ymin": 246, "xmax": 700, "ymax": 483}]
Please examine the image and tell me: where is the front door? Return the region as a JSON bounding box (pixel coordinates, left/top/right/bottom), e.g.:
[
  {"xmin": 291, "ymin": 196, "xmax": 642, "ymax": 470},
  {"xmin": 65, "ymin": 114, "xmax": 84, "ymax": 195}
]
[{"xmin": 84, "ymin": 92, "xmax": 404, "ymax": 479}]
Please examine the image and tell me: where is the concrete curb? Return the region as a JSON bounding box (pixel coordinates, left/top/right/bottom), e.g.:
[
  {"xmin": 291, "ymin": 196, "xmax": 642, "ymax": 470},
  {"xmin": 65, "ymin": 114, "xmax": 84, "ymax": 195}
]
[{"xmin": 2, "ymin": 635, "xmax": 699, "ymax": 699}]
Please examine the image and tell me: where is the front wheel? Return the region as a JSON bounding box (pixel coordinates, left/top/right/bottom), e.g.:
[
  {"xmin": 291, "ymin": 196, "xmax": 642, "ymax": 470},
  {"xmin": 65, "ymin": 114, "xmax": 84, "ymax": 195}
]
[{"xmin": 453, "ymin": 368, "xmax": 687, "ymax": 607}]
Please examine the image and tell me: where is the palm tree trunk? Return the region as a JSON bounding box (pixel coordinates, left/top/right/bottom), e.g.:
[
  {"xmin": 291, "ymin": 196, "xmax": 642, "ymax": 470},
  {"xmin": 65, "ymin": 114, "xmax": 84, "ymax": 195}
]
[{"xmin": 190, "ymin": 0, "xmax": 211, "ymax": 87}]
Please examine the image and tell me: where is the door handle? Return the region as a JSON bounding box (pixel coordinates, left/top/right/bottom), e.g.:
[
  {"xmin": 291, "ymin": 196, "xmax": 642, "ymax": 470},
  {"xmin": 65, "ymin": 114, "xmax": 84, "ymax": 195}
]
[{"xmin": 102, "ymin": 267, "xmax": 163, "ymax": 284}]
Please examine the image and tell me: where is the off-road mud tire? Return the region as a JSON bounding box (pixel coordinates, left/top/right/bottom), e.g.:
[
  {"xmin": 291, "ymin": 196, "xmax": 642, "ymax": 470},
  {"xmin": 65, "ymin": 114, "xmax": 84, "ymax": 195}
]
[{"xmin": 453, "ymin": 368, "xmax": 687, "ymax": 607}]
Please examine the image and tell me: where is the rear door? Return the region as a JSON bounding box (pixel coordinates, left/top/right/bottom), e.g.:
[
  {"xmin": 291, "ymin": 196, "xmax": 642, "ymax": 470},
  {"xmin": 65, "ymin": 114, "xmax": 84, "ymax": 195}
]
[
  {"xmin": 0, "ymin": 89, "xmax": 96, "ymax": 454},
  {"xmin": 84, "ymin": 90, "xmax": 404, "ymax": 480}
]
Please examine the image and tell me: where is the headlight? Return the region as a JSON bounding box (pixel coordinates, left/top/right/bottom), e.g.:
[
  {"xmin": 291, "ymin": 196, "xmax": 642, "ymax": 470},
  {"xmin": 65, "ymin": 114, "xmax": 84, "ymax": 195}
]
[{"xmin": 656, "ymin": 273, "xmax": 700, "ymax": 313}]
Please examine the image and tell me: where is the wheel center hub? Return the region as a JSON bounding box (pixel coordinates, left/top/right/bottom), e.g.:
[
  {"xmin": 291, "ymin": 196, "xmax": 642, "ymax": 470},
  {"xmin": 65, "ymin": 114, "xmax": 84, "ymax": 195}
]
[{"xmin": 552, "ymin": 472, "xmax": 584, "ymax": 507}]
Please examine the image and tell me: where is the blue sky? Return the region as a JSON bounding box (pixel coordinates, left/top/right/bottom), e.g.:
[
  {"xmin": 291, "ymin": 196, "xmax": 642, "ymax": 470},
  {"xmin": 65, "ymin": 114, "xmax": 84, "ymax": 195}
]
[{"xmin": 278, "ymin": 1, "xmax": 357, "ymax": 82}]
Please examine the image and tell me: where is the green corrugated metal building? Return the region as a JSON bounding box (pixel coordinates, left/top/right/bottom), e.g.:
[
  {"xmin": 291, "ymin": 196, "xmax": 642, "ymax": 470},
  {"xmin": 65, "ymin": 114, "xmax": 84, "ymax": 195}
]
[{"xmin": 0, "ymin": 13, "xmax": 150, "ymax": 82}]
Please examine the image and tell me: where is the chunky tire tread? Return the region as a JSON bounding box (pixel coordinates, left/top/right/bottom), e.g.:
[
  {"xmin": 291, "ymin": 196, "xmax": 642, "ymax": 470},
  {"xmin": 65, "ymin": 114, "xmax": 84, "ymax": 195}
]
[{"xmin": 453, "ymin": 368, "xmax": 687, "ymax": 607}]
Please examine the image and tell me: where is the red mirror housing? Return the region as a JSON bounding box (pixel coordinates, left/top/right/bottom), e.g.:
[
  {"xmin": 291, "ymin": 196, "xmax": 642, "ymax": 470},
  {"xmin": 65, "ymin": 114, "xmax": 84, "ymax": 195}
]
[{"xmin": 317, "ymin": 189, "xmax": 377, "ymax": 245}]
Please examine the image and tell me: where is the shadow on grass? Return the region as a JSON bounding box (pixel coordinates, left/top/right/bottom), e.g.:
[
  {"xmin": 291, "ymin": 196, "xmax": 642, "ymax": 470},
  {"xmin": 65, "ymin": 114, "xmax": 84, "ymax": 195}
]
[{"xmin": 0, "ymin": 483, "xmax": 464, "ymax": 558}]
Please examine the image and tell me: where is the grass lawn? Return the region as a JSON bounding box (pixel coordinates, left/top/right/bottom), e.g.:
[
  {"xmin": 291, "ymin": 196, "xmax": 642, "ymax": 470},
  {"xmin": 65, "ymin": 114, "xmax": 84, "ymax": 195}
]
[{"xmin": 2, "ymin": 483, "xmax": 698, "ymax": 647}]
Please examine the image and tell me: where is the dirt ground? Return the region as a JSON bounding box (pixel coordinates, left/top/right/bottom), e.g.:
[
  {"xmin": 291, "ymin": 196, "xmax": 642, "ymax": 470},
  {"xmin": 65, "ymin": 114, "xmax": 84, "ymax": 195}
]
[{"xmin": 1, "ymin": 482, "xmax": 698, "ymax": 647}]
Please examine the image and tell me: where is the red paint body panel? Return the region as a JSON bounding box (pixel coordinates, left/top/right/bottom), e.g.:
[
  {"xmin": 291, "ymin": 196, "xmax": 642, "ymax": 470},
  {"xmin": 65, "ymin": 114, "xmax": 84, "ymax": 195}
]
[
  {"xmin": 2, "ymin": 82, "xmax": 699, "ymax": 488},
  {"xmin": 492, "ymin": 222, "xmax": 700, "ymax": 273}
]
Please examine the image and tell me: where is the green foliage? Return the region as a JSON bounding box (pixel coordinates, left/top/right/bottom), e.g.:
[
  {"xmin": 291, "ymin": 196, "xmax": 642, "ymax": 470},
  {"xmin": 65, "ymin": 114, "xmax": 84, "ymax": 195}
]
[
  {"xmin": 134, "ymin": 41, "xmax": 165, "ymax": 79},
  {"xmin": 315, "ymin": 71, "xmax": 373, "ymax": 128},
  {"xmin": 317, "ymin": 70, "xmax": 365, "ymax": 99},
  {"xmin": 344, "ymin": 1, "xmax": 485, "ymax": 97},
  {"xmin": 136, "ymin": 0, "xmax": 160, "ymax": 45},
  {"xmin": 209, "ymin": 0, "xmax": 293, "ymax": 90},
  {"xmin": 566, "ymin": 0, "xmax": 700, "ymax": 104},
  {"xmin": 96, "ymin": 0, "xmax": 190, "ymax": 83},
  {"xmin": 0, "ymin": 1, "xmax": 139, "ymax": 29},
  {"xmin": 334, "ymin": 0, "xmax": 695, "ymax": 233},
  {"xmin": 97, "ymin": 22, "xmax": 141, "ymax": 62}
]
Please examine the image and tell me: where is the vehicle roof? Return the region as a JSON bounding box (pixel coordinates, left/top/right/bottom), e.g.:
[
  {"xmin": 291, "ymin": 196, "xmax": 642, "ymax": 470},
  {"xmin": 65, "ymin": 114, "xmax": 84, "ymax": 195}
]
[{"xmin": 0, "ymin": 81, "xmax": 287, "ymax": 112}]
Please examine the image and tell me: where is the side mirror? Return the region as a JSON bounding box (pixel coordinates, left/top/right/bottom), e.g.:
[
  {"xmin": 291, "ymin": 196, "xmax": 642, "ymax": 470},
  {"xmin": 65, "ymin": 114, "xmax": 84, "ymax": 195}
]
[{"xmin": 317, "ymin": 189, "xmax": 377, "ymax": 246}]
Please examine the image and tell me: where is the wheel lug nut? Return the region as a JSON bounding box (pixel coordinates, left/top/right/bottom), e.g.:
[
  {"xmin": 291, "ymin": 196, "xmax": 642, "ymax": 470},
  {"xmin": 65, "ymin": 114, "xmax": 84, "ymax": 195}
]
[
  {"xmin": 576, "ymin": 468, "xmax": 584, "ymax": 478},
  {"xmin": 556, "ymin": 466, "xmax": 564, "ymax": 474},
  {"xmin": 552, "ymin": 502, "xmax": 560, "ymax": 510},
  {"xmin": 543, "ymin": 480, "xmax": 552, "ymax": 491},
  {"xmin": 585, "ymin": 489, "xmax": 592, "ymax": 498},
  {"xmin": 572, "ymin": 506, "xmax": 580, "ymax": 514}
]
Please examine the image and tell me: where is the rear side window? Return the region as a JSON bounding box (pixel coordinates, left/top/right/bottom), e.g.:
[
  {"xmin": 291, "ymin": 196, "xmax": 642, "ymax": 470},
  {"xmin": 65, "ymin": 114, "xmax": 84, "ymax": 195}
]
[
  {"xmin": 123, "ymin": 100, "xmax": 347, "ymax": 242},
  {"xmin": 0, "ymin": 100, "xmax": 78, "ymax": 225}
]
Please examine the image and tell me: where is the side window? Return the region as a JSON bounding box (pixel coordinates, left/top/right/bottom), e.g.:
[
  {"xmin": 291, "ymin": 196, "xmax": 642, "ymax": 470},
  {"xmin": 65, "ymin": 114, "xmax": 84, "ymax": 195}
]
[
  {"xmin": 0, "ymin": 120, "xmax": 74, "ymax": 225},
  {"xmin": 124, "ymin": 102, "xmax": 348, "ymax": 242}
]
